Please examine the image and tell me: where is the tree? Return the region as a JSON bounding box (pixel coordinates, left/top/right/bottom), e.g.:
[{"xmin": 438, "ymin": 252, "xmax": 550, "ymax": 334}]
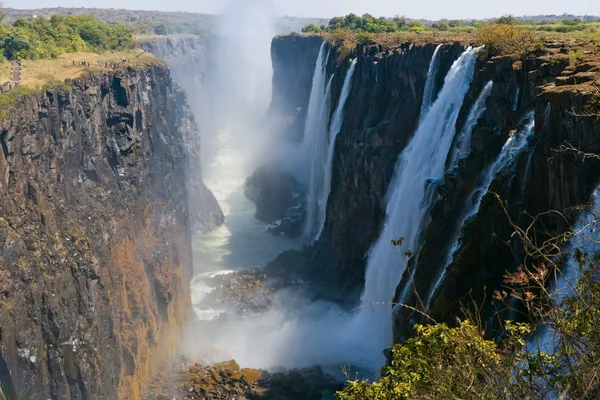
[
  {"xmin": 496, "ymin": 15, "xmax": 519, "ymax": 25},
  {"xmin": 154, "ymin": 23, "xmax": 168, "ymax": 35},
  {"xmin": 301, "ymin": 24, "xmax": 321, "ymax": 33}
]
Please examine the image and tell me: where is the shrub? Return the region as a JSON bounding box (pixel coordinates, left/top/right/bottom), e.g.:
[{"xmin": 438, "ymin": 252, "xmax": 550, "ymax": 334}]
[
  {"xmin": 356, "ymin": 32, "xmax": 375, "ymax": 46},
  {"xmin": 336, "ymin": 320, "xmax": 528, "ymax": 400},
  {"xmin": 476, "ymin": 23, "xmax": 542, "ymax": 58},
  {"xmin": 568, "ymin": 49, "xmax": 586, "ymax": 65}
]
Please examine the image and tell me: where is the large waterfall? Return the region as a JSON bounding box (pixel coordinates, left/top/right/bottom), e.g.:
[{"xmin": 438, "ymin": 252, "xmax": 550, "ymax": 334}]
[
  {"xmin": 349, "ymin": 47, "xmax": 481, "ymax": 366},
  {"xmin": 426, "ymin": 112, "xmax": 536, "ymax": 307},
  {"xmin": 419, "ymin": 44, "xmax": 442, "ymax": 121},
  {"xmin": 303, "ymin": 42, "xmax": 333, "ymax": 242},
  {"xmin": 310, "ymin": 59, "xmax": 358, "ymax": 243}
]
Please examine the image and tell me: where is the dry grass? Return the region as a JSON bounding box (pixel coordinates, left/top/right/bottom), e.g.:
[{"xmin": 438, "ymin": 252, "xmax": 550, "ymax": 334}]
[
  {"xmin": 17, "ymin": 50, "xmax": 160, "ymax": 89},
  {"xmin": 0, "ymin": 62, "xmax": 11, "ymax": 84}
]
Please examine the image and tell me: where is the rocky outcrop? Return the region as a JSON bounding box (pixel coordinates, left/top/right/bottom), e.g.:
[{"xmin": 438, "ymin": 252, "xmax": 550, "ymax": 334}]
[
  {"xmin": 0, "ymin": 64, "xmax": 200, "ymax": 399},
  {"xmin": 245, "ymin": 164, "xmax": 305, "ymax": 237},
  {"xmin": 146, "ymin": 359, "xmax": 341, "ymax": 400}
]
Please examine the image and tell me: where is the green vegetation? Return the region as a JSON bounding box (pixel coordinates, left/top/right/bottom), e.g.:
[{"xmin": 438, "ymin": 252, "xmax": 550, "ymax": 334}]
[
  {"xmin": 337, "ymin": 204, "xmax": 600, "ymax": 399},
  {"xmin": 0, "ymin": 15, "xmax": 134, "ymax": 61},
  {"xmin": 476, "ymin": 23, "xmax": 543, "ymax": 58},
  {"xmin": 301, "ymin": 13, "xmax": 600, "ymax": 45}
]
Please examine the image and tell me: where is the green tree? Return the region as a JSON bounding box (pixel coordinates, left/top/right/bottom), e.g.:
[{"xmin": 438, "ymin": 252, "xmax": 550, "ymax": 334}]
[
  {"xmin": 301, "ymin": 24, "xmax": 321, "ymax": 33},
  {"xmin": 154, "ymin": 23, "xmax": 168, "ymax": 35}
]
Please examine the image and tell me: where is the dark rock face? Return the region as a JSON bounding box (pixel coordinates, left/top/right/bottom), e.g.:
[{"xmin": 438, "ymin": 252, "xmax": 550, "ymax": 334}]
[
  {"xmin": 270, "ymin": 35, "xmax": 325, "ymax": 142},
  {"xmin": 174, "ymin": 87, "xmax": 225, "ymax": 232},
  {"xmin": 245, "ymin": 164, "xmax": 305, "ymax": 237},
  {"xmin": 270, "ymin": 36, "xmax": 600, "ymax": 341},
  {"xmin": 139, "ymin": 36, "xmax": 225, "ymax": 233},
  {"xmin": 0, "ymin": 65, "xmax": 198, "ymax": 399},
  {"xmin": 268, "ymin": 38, "xmax": 464, "ymax": 300}
]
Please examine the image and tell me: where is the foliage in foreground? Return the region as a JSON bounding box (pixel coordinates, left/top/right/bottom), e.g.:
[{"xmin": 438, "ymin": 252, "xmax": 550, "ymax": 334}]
[
  {"xmin": 338, "ymin": 205, "xmax": 600, "ymax": 399},
  {"xmin": 0, "ymin": 14, "xmax": 134, "ymax": 61},
  {"xmin": 337, "ymin": 321, "xmax": 531, "ymax": 400}
]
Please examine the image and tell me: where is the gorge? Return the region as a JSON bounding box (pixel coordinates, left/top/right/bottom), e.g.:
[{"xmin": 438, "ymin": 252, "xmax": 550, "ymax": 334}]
[{"xmin": 1, "ymin": 7, "xmax": 600, "ymax": 400}]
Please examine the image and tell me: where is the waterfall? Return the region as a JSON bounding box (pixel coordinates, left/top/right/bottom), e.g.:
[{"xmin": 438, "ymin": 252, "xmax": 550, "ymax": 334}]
[
  {"xmin": 513, "ymin": 87, "xmax": 520, "ymax": 111},
  {"xmin": 350, "ymin": 47, "xmax": 480, "ymax": 366},
  {"xmin": 419, "ymin": 44, "xmax": 442, "ymax": 122},
  {"xmin": 534, "ymin": 187, "xmax": 600, "ymax": 353},
  {"xmin": 448, "ymin": 81, "xmax": 494, "ymax": 168},
  {"xmin": 303, "ymin": 76, "xmax": 334, "ymax": 242},
  {"xmin": 302, "ymin": 41, "xmax": 333, "ymax": 242},
  {"xmin": 425, "ymin": 112, "xmax": 536, "ymax": 308},
  {"xmin": 310, "ymin": 59, "xmax": 358, "ymax": 243}
]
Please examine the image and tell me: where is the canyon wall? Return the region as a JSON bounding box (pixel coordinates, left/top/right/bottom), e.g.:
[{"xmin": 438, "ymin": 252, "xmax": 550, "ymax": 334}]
[
  {"xmin": 0, "ymin": 64, "xmax": 206, "ymax": 399},
  {"xmin": 269, "ymin": 36, "xmax": 600, "ymax": 334},
  {"xmin": 138, "ymin": 36, "xmax": 224, "ymax": 233}
]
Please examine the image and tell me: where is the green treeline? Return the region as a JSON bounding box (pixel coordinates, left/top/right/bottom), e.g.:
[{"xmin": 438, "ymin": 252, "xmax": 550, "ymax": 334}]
[
  {"xmin": 302, "ymin": 13, "xmax": 600, "ymax": 36},
  {"xmin": 0, "ymin": 15, "xmax": 134, "ymax": 61}
]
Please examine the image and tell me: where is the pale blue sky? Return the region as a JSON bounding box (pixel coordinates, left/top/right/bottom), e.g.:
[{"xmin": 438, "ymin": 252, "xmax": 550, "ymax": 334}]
[{"xmin": 3, "ymin": 0, "xmax": 599, "ymax": 20}]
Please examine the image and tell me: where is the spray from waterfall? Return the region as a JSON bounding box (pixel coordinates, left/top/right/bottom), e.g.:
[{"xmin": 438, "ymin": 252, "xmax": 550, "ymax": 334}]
[
  {"xmin": 347, "ymin": 47, "xmax": 480, "ymax": 367},
  {"xmin": 307, "ymin": 59, "xmax": 358, "ymax": 243},
  {"xmin": 448, "ymin": 81, "xmax": 494, "ymax": 168},
  {"xmin": 425, "ymin": 112, "xmax": 536, "ymax": 308},
  {"xmin": 419, "ymin": 44, "xmax": 442, "ymax": 122}
]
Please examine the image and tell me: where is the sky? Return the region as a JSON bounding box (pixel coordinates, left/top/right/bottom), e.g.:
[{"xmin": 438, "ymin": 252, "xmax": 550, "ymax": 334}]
[{"xmin": 3, "ymin": 0, "xmax": 599, "ymax": 20}]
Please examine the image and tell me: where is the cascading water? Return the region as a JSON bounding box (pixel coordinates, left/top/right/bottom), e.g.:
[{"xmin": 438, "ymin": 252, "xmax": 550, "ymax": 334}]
[
  {"xmin": 419, "ymin": 44, "xmax": 443, "ymax": 121},
  {"xmin": 349, "ymin": 47, "xmax": 481, "ymax": 367},
  {"xmin": 425, "ymin": 112, "xmax": 536, "ymax": 308},
  {"xmin": 304, "ymin": 76, "xmax": 334, "ymax": 242},
  {"xmin": 309, "ymin": 59, "xmax": 358, "ymax": 243},
  {"xmin": 448, "ymin": 81, "xmax": 494, "ymax": 168},
  {"xmin": 534, "ymin": 187, "xmax": 600, "ymax": 353},
  {"xmin": 302, "ymin": 42, "xmax": 335, "ymax": 242}
]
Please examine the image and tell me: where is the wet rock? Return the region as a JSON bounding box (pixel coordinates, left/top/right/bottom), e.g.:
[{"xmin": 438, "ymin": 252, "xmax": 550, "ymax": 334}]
[
  {"xmin": 145, "ymin": 360, "xmax": 342, "ymax": 400},
  {"xmin": 245, "ymin": 163, "xmax": 305, "ymax": 237},
  {"xmin": 201, "ymin": 269, "xmax": 274, "ymax": 316}
]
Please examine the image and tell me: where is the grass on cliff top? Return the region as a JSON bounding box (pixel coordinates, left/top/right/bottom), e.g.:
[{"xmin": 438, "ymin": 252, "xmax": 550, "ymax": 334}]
[{"xmin": 11, "ymin": 49, "xmax": 159, "ymax": 90}]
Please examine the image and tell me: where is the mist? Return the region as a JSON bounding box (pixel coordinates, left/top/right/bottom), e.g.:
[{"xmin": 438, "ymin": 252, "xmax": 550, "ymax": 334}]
[{"xmin": 179, "ymin": 0, "xmax": 380, "ymax": 376}]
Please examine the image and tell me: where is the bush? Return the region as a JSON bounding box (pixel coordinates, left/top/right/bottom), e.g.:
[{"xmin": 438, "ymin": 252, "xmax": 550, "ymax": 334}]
[
  {"xmin": 476, "ymin": 23, "xmax": 542, "ymax": 58},
  {"xmin": 336, "ymin": 320, "xmax": 528, "ymax": 400},
  {"xmin": 356, "ymin": 32, "xmax": 374, "ymax": 46}
]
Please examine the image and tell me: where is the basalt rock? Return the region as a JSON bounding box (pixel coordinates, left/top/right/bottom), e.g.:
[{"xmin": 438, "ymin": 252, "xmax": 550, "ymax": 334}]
[
  {"xmin": 139, "ymin": 35, "xmax": 225, "ymax": 233},
  {"xmin": 145, "ymin": 359, "xmax": 341, "ymax": 400},
  {"xmin": 0, "ymin": 64, "xmax": 212, "ymax": 399},
  {"xmin": 270, "ymin": 35, "xmax": 600, "ymax": 342},
  {"xmin": 245, "ymin": 164, "xmax": 305, "ymax": 237}
]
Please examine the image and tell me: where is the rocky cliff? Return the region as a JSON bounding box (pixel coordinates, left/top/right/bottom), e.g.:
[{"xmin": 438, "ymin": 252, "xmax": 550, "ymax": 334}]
[
  {"xmin": 268, "ymin": 35, "xmax": 600, "ymax": 336},
  {"xmin": 138, "ymin": 36, "xmax": 224, "ymax": 233},
  {"xmin": 0, "ymin": 64, "xmax": 205, "ymax": 399}
]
